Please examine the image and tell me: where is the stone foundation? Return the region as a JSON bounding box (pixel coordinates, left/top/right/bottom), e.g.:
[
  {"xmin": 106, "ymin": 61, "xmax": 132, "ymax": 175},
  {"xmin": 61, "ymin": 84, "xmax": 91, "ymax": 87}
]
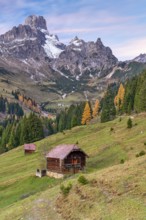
[{"xmin": 46, "ymin": 171, "xmax": 64, "ymax": 179}]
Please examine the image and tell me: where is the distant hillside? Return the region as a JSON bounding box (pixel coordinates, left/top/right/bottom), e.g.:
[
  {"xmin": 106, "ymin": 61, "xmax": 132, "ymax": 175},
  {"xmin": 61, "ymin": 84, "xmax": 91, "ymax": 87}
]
[{"xmin": 1, "ymin": 114, "xmax": 146, "ymax": 219}]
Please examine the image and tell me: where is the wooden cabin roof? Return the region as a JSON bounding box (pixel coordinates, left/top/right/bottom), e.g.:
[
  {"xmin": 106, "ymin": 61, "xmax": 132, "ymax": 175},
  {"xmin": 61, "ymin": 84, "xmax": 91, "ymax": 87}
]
[
  {"xmin": 24, "ymin": 143, "xmax": 36, "ymax": 151},
  {"xmin": 46, "ymin": 144, "xmax": 87, "ymax": 160}
]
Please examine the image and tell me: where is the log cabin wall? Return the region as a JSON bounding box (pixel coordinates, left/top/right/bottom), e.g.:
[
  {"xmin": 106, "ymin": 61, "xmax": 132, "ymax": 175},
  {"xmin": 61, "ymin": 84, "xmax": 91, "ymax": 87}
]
[
  {"xmin": 47, "ymin": 158, "xmax": 61, "ymax": 173},
  {"xmin": 63, "ymin": 151, "xmax": 86, "ymax": 174},
  {"xmin": 64, "ymin": 151, "xmax": 86, "ymax": 166},
  {"xmin": 46, "ymin": 150, "xmax": 87, "ymax": 174},
  {"xmin": 25, "ymin": 150, "xmax": 35, "ymax": 154}
]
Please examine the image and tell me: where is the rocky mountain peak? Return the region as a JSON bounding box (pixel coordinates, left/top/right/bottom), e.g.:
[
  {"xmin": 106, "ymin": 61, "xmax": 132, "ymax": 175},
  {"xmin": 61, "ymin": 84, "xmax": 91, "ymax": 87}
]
[
  {"xmin": 96, "ymin": 38, "xmax": 103, "ymax": 45},
  {"xmin": 24, "ymin": 15, "xmax": 47, "ymax": 30},
  {"xmin": 133, "ymin": 53, "xmax": 146, "ymax": 63},
  {"xmin": 70, "ymin": 36, "xmax": 84, "ymax": 47},
  {"xmin": 73, "ymin": 36, "xmax": 79, "ymax": 41}
]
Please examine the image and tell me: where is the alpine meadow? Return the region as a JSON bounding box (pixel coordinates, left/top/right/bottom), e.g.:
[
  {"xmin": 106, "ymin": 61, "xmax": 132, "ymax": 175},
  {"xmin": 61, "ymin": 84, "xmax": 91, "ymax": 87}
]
[{"xmin": 0, "ymin": 1, "xmax": 146, "ymax": 220}]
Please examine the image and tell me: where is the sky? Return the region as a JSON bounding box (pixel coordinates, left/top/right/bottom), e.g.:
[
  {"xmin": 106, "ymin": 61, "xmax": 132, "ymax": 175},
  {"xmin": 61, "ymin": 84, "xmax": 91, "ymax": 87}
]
[{"xmin": 0, "ymin": 0, "xmax": 146, "ymax": 60}]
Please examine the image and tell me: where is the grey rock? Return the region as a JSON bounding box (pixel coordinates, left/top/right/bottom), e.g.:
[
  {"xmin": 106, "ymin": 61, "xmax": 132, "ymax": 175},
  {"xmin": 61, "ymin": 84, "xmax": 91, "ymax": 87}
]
[
  {"xmin": 52, "ymin": 36, "xmax": 118, "ymax": 79},
  {"xmin": 24, "ymin": 15, "xmax": 47, "ymax": 30}
]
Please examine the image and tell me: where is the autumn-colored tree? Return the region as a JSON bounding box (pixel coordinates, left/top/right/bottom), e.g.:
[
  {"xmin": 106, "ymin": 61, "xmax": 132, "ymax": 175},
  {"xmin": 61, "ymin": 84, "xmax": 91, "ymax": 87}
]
[
  {"xmin": 23, "ymin": 98, "xmax": 28, "ymax": 106},
  {"xmin": 114, "ymin": 83, "xmax": 125, "ymax": 110},
  {"xmin": 92, "ymin": 99, "xmax": 100, "ymax": 118},
  {"xmin": 27, "ymin": 99, "xmax": 33, "ymax": 108},
  {"xmin": 18, "ymin": 94, "xmax": 24, "ymax": 103},
  {"xmin": 81, "ymin": 102, "xmax": 92, "ymax": 125}
]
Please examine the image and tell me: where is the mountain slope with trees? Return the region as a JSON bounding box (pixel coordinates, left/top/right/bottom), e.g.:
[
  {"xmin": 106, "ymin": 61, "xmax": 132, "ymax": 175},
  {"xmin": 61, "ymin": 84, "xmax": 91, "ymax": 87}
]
[{"xmin": 0, "ymin": 114, "xmax": 146, "ymax": 219}]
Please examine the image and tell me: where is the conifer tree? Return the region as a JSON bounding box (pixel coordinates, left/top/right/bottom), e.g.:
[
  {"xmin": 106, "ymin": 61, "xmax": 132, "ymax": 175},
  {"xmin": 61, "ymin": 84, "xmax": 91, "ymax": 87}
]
[
  {"xmin": 101, "ymin": 84, "xmax": 117, "ymax": 123},
  {"xmin": 58, "ymin": 111, "xmax": 66, "ymax": 132},
  {"xmin": 0, "ymin": 123, "xmax": 12, "ymax": 152},
  {"xmin": 92, "ymin": 99, "xmax": 100, "ymax": 118},
  {"xmin": 123, "ymin": 77, "xmax": 137, "ymax": 114},
  {"xmin": 134, "ymin": 71, "xmax": 146, "ymax": 112},
  {"xmin": 127, "ymin": 118, "xmax": 132, "ymax": 128},
  {"xmin": 81, "ymin": 102, "xmax": 92, "ymax": 125},
  {"xmin": 8, "ymin": 126, "xmax": 16, "ymax": 149}
]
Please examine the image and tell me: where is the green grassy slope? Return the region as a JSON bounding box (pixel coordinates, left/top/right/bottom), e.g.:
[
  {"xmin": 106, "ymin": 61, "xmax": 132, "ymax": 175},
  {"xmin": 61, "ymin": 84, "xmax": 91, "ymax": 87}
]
[{"xmin": 0, "ymin": 114, "xmax": 146, "ymax": 219}]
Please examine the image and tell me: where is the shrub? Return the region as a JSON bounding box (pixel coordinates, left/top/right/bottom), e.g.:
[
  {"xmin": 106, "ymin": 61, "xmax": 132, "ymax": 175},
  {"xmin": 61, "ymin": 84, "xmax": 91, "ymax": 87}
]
[
  {"xmin": 135, "ymin": 150, "xmax": 145, "ymax": 158},
  {"xmin": 110, "ymin": 127, "xmax": 114, "ymax": 132},
  {"xmin": 127, "ymin": 118, "xmax": 132, "ymax": 128},
  {"xmin": 120, "ymin": 159, "xmax": 125, "ymax": 164},
  {"xmin": 60, "ymin": 183, "xmax": 72, "ymax": 196},
  {"xmin": 119, "ymin": 117, "xmax": 122, "ymax": 122},
  {"xmin": 144, "ymin": 142, "xmax": 146, "ymax": 146},
  {"xmin": 139, "ymin": 150, "xmax": 145, "ymax": 156},
  {"xmin": 78, "ymin": 175, "xmax": 88, "ymax": 185}
]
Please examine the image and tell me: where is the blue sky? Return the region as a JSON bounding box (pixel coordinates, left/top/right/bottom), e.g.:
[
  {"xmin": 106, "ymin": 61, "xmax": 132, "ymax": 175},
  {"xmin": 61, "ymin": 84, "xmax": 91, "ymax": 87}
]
[{"xmin": 0, "ymin": 0, "xmax": 146, "ymax": 60}]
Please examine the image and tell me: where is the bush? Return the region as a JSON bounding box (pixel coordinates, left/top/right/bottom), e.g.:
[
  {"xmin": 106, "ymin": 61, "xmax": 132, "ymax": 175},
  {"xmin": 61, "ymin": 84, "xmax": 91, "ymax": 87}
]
[
  {"xmin": 139, "ymin": 150, "xmax": 145, "ymax": 156},
  {"xmin": 60, "ymin": 183, "xmax": 72, "ymax": 196},
  {"xmin": 120, "ymin": 159, "xmax": 125, "ymax": 164},
  {"xmin": 144, "ymin": 142, "xmax": 146, "ymax": 146},
  {"xmin": 110, "ymin": 127, "xmax": 114, "ymax": 132},
  {"xmin": 78, "ymin": 175, "xmax": 88, "ymax": 185},
  {"xmin": 127, "ymin": 118, "xmax": 132, "ymax": 128},
  {"xmin": 135, "ymin": 150, "xmax": 145, "ymax": 158}
]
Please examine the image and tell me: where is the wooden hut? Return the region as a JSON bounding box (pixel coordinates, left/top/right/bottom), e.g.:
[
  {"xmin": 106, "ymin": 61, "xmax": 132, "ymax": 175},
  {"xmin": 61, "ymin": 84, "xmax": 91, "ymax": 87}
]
[
  {"xmin": 46, "ymin": 144, "xmax": 88, "ymax": 178},
  {"xmin": 24, "ymin": 143, "xmax": 36, "ymax": 154}
]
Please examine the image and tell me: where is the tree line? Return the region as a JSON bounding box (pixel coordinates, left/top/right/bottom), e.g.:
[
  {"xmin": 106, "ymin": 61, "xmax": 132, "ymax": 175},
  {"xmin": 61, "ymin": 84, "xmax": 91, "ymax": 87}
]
[
  {"xmin": 0, "ymin": 113, "xmax": 55, "ymax": 154},
  {"xmin": 2, "ymin": 70, "xmax": 146, "ymax": 154},
  {"xmin": 12, "ymin": 91, "xmax": 41, "ymax": 113},
  {"xmin": 0, "ymin": 95, "xmax": 24, "ymax": 117}
]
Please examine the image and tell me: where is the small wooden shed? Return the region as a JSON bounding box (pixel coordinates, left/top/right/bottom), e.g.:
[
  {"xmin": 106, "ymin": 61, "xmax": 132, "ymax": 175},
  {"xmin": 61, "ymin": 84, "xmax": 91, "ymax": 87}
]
[
  {"xmin": 46, "ymin": 144, "xmax": 88, "ymax": 176},
  {"xmin": 24, "ymin": 143, "xmax": 36, "ymax": 154}
]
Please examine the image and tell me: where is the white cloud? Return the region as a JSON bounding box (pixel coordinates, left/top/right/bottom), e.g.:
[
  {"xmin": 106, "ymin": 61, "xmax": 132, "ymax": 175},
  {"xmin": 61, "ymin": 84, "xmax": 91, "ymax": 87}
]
[
  {"xmin": 112, "ymin": 38, "xmax": 146, "ymax": 61},
  {"xmin": 0, "ymin": 0, "xmax": 146, "ymax": 61}
]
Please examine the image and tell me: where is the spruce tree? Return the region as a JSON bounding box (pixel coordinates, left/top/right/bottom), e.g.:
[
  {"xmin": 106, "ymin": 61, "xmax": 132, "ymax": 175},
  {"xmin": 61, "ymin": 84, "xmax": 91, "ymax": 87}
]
[
  {"xmin": 58, "ymin": 111, "xmax": 66, "ymax": 132},
  {"xmin": 101, "ymin": 84, "xmax": 117, "ymax": 123},
  {"xmin": 134, "ymin": 71, "xmax": 146, "ymax": 112},
  {"xmin": 127, "ymin": 118, "xmax": 132, "ymax": 128},
  {"xmin": 8, "ymin": 126, "xmax": 16, "ymax": 150}
]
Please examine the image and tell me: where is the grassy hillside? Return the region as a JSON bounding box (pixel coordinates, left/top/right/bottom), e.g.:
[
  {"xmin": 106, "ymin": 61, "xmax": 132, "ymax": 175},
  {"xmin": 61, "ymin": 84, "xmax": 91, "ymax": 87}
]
[{"xmin": 0, "ymin": 114, "xmax": 146, "ymax": 219}]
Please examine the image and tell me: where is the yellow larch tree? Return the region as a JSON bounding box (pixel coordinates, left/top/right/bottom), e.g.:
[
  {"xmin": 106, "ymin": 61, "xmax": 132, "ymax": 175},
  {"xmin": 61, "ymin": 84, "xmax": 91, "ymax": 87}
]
[
  {"xmin": 27, "ymin": 99, "xmax": 33, "ymax": 109},
  {"xmin": 81, "ymin": 102, "xmax": 92, "ymax": 125},
  {"xmin": 92, "ymin": 99, "xmax": 100, "ymax": 118},
  {"xmin": 18, "ymin": 94, "xmax": 24, "ymax": 103},
  {"xmin": 114, "ymin": 83, "xmax": 125, "ymax": 110}
]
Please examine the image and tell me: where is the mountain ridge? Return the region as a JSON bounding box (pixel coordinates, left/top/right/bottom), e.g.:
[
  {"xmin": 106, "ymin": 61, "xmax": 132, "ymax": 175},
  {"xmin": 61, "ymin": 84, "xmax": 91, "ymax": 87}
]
[{"xmin": 0, "ymin": 15, "xmax": 146, "ymax": 109}]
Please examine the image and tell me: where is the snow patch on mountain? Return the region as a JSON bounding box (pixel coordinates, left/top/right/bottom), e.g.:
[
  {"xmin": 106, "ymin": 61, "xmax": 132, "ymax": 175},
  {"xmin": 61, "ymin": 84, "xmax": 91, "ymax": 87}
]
[
  {"xmin": 62, "ymin": 93, "xmax": 67, "ymax": 99},
  {"xmin": 43, "ymin": 34, "xmax": 64, "ymax": 58},
  {"xmin": 76, "ymin": 75, "xmax": 79, "ymax": 80},
  {"xmin": 70, "ymin": 37, "xmax": 83, "ymax": 47},
  {"xmin": 72, "ymin": 40, "xmax": 82, "ymax": 47},
  {"xmin": 73, "ymin": 48, "xmax": 81, "ymax": 51}
]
